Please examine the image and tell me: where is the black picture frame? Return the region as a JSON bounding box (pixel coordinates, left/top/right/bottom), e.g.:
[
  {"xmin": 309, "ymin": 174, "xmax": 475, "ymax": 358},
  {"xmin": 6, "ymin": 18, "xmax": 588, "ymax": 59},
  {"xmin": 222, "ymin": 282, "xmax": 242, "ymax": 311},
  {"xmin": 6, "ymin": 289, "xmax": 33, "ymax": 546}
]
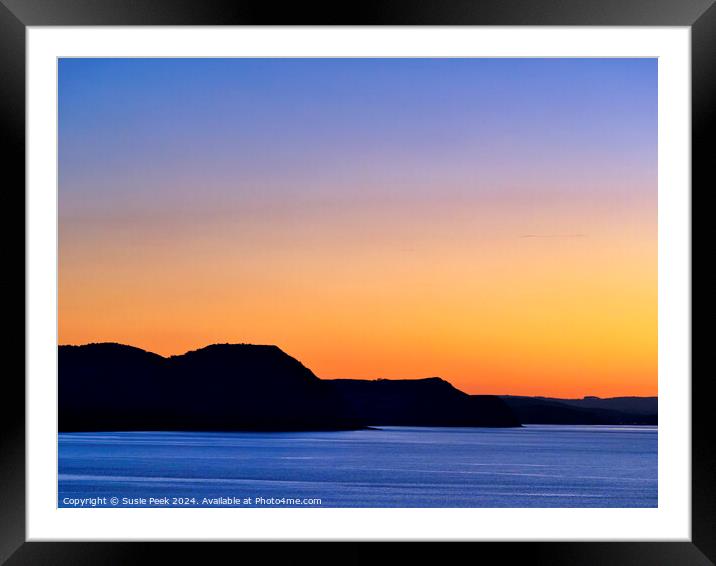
[{"xmin": 3, "ymin": 1, "xmax": 710, "ymax": 563}]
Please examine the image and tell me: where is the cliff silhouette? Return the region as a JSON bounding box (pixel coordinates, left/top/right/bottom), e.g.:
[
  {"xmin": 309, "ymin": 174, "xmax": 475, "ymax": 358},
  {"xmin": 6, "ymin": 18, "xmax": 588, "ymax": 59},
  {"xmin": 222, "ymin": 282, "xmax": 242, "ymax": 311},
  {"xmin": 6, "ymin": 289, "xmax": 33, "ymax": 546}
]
[
  {"xmin": 330, "ymin": 378, "xmax": 519, "ymax": 427},
  {"xmin": 59, "ymin": 343, "xmax": 656, "ymax": 431},
  {"xmin": 59, "ymin": 343, "xmax": 520, "ymax": 431},
  {"xmin": 59, "ymin": 343, "xmax": 362, "ymax": 431},
  {"xmin": 500, "ymin": 395, "xmax": 657, "ymax": 425}
]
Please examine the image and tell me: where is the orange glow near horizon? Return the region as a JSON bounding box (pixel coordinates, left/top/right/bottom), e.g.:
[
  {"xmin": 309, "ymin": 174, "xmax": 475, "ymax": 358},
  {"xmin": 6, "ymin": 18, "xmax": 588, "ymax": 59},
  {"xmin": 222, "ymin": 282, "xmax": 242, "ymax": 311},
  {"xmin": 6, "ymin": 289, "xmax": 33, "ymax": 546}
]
[
  {"xmin": 59, "ymin": 191, "xmax": 656, "ymax": 397},
  {"xmin": 59, "ymin": 58, "xmax": 657, "ymax": 398}
]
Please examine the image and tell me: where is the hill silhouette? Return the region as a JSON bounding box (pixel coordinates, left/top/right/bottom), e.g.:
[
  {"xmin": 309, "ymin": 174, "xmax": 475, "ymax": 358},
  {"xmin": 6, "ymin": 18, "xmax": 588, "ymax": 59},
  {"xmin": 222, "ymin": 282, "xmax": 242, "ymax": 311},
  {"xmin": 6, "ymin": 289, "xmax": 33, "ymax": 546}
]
[
  {"xmin": 59, "ymin": 343, "xmax": 520, "ymax": 431},
  {"xmin": 59, "ymin": 343, "xmax": 360, "ymax": 431},
  {"xmin": 331, "ymin": 378, "xmax": 519, "ymax": 427},
  {"xmin": 59, "ymin": 343, "xmax": 656, "ymax": 430},
  {"xmin": 500, "ymin": 395, "xmax": 657, "ymax": 425}
]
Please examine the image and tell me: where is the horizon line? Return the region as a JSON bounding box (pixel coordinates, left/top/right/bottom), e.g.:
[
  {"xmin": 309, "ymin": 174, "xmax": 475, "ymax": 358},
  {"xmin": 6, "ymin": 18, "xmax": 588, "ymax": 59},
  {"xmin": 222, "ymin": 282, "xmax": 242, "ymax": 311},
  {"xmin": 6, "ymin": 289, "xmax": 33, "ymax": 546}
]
[{"xmin": 58, "ymin": 341, "xmax": 658, "ymax": 400}]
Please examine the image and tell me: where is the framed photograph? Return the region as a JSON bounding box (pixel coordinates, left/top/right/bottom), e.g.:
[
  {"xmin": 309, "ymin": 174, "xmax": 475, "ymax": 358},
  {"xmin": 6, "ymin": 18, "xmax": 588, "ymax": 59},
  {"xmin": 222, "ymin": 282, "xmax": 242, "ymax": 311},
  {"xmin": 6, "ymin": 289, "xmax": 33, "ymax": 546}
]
[{"xmin": 6, "ymin": 0, "xmax": 710, "ymax": 563}]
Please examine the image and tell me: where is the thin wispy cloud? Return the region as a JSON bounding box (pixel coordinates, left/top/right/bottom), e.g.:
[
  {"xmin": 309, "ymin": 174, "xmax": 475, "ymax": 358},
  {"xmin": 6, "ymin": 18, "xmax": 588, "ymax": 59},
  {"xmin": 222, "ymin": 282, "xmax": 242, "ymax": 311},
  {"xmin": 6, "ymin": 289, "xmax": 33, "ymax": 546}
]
[{"xmin": 519, "ymin": 233, "xmax": 588, "ymax": 239}]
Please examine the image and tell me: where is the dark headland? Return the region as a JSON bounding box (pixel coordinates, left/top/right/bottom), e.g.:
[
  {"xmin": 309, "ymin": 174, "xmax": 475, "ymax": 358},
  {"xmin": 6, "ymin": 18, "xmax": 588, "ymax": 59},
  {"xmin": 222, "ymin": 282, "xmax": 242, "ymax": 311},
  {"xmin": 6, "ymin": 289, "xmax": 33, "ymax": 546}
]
[
  {"xmin": 58, "ymin": 343, "xmax": 656, "ymax": 432},
  {"xmin": 499, "ymin": 395, "xmax": 657, "ymax": 425}
]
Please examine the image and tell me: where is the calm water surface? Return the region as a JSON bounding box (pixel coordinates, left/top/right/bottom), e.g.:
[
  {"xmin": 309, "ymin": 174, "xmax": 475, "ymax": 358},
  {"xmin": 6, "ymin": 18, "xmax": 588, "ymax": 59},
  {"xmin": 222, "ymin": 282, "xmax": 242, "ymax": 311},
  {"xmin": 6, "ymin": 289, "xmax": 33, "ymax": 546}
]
[{"xmin": 58, "ymin": 425, "xmax": 657, "ymax": 508}]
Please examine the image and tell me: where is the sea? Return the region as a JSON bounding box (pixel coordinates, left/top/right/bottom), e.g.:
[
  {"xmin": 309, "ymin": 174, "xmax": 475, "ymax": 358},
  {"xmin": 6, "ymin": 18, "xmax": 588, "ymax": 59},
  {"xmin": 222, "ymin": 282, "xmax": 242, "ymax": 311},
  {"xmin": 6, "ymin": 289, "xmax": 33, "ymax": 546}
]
[{"xmin": 58, "ymin": 425, "xmax": 657, "ymax": 508}]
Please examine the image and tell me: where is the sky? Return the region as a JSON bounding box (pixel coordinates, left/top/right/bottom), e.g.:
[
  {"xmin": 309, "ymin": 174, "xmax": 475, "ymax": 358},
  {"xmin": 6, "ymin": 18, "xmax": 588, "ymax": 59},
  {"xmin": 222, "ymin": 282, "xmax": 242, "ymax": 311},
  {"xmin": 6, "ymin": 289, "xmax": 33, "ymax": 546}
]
[{"xmin": 58, "ymin": 58, "xmax": 657, "ymax": 397}]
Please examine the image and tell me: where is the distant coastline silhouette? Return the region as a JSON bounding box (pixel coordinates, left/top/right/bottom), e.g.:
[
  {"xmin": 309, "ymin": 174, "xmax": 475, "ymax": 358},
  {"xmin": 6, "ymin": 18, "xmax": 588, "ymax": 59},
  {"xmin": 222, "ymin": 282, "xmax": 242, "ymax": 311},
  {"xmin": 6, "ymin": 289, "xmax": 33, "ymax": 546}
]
[{"xmin": 59, "ymin": 343, "xmax": 657, "ymax": 432}]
